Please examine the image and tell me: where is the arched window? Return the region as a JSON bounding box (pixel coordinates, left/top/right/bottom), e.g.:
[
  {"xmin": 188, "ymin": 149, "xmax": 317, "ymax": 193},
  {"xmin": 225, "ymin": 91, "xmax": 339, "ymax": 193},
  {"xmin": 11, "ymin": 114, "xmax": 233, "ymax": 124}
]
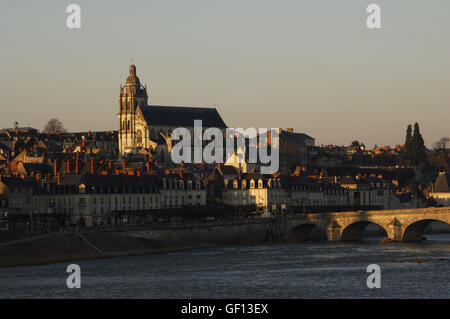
[
  {"xmin": 127, "ymin": 120, "xmax": 130, "ymax": 130},
  {"xmin": 136, "ymin": 130, "xmax": 142, "ymax": 145}
]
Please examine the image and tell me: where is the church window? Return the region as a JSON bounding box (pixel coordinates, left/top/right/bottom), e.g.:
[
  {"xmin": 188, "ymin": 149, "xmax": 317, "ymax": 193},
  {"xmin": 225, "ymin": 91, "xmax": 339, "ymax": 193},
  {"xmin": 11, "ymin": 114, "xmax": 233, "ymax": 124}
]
[{"xmin": 136, "ymin": 130, "xmax": 143, "ymax": 144}]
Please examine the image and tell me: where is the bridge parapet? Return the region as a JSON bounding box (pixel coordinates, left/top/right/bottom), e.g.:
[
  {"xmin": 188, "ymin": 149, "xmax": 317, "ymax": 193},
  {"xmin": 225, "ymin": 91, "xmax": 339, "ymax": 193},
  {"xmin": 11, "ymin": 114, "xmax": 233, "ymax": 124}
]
[{"xmin": 286, "ymin": 207, "xmax": 450, "ymax": 242}]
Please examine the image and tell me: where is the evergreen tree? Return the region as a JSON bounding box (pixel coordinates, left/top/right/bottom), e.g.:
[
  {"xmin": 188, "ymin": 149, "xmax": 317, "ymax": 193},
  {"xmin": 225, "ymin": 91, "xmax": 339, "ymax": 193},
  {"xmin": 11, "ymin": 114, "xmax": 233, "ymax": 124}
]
[
  {"xmin": 404, "ymin": 123, "xmax": 426, "ymax": 165},
  {"xmin": 411, "ymin": 122, "xmax": 426, "ymax": 164},
  {"xmin": 405, "ymin": 124, "xmax": 413, "ymax": 160}
]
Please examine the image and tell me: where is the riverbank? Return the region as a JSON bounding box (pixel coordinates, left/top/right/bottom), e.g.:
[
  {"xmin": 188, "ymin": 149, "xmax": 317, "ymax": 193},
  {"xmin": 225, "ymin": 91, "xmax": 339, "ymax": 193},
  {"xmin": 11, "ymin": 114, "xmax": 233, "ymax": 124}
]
[
  {"xmin": 0, "ymin": 231, "xmax": 216, "ymax": 268},
  {"xmin": 1, "ymin": 217, "xmax": 449, "ymax": 268}
]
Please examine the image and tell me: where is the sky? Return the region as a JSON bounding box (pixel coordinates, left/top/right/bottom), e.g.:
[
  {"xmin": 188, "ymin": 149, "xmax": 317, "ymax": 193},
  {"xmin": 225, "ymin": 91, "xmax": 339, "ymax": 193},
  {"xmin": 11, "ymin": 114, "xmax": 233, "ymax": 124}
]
[{"xmin": 0, "ymin": 0, "xmax": 449, "ymax": 148}]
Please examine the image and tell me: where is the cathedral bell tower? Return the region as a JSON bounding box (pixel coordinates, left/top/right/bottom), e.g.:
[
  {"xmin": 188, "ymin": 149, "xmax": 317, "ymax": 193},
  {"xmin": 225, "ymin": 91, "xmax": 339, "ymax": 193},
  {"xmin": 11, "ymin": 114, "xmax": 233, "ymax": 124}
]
[{"xmin": 118, "ymin": 65, "xmax": 149, "ymax": 155}]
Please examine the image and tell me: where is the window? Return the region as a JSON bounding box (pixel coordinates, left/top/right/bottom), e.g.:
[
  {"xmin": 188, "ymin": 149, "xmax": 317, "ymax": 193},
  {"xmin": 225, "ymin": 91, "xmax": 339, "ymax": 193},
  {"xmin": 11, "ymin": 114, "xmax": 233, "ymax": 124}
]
[{"xmin": 136, "ymin": 130, "xmax": 143, "ymax": 145}]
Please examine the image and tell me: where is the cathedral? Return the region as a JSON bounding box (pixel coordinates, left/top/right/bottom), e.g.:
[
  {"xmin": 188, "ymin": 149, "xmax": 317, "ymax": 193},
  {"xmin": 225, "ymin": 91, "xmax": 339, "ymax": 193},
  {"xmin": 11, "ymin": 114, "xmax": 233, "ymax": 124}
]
[{"xmin": 118, "ymin": 65, "xmax": 227, "ymax": 156}]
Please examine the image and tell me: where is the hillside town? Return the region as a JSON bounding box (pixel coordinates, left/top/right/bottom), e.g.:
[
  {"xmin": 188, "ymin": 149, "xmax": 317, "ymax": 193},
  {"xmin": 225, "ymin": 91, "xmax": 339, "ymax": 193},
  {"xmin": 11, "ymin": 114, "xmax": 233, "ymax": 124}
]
[{"xmin": 0, "ymin": 66, "xmax": 449, "ymax": 230}]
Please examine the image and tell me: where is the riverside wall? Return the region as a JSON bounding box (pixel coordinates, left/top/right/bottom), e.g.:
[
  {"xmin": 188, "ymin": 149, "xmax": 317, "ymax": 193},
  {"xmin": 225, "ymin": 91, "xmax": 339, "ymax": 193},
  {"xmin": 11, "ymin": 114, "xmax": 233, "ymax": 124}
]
[{"xmin": 106, "ymin": 219, "xmax": 286, "ymax": 245}]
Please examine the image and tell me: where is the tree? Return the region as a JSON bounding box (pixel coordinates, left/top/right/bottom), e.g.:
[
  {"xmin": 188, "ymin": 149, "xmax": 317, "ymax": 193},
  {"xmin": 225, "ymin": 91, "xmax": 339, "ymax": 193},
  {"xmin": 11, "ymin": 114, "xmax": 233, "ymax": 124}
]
[
  {"xmin": 433, "ymin": 137, "xmax": 450, "ymax": 150},
  {"xmin": 43, "ymin": 118, "xmax": 66, "ymax": 134},
  {"xmin": 405, "ymin": 122, "xmax": 426, "ymax": 165},
  {"xmin": 411, "ymin": 122, "xmax": 426, "ymax": 164},
  {"xmin": 404, "ymin": 124, "xmax": 413, "ymax": 159},
  {"xmin": 351, "ymin": 140, "xmax": 360, "ymax": 147}
]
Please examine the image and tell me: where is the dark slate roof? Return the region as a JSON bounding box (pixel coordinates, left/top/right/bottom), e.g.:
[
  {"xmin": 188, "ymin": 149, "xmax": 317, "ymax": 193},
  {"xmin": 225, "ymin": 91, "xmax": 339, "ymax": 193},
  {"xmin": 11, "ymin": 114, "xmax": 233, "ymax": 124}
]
[
  {"xmin": 221, "ymin": 165, "xmax": 238, "ymax": 176},
  {"xmin": 434, "ymin": 172, "xmax": 450, "ymax": 192},
  {"xmin": 0, "ymin": 143, "xmax": 11, "ymax": 152},
  {"xmin": 39, "ymin": 140, "xmax": 60, "ymax": 153},
  {"xmin": 60, "ymin": 174, "xmax": 159, "ymax": 188},
  {"xmin": 0, "ymin": 177, "xmax": 35, "ymax": 188},
  {"xmin": 139, "ymin": 105, "xmax": 227, "ymax": 128},
  {"xmin": 280, "ymin": 131, "xmax": 315, "ymax": 141},
  {"xmin": 22, "ymin": 163, "xmax": 52, "ymax": 175}
]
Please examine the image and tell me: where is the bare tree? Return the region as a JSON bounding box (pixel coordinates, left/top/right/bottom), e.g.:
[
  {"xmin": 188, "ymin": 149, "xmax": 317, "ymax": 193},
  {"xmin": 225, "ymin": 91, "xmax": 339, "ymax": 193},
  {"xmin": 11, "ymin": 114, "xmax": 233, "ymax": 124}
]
[
  {"xmin": 43, "ymin": 118, "xmax": 66, "ymax": 134},
  {"xmin": 433, "ymin": 137, "xmax": 450, "ymax": 150}
]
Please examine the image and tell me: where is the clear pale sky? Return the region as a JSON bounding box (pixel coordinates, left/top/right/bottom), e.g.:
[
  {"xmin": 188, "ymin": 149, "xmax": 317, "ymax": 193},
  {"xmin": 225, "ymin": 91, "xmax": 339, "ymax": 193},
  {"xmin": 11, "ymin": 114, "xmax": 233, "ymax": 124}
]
[{"xmin": 1, "ymin": 0, "xmax": 449, "ymax": 148}]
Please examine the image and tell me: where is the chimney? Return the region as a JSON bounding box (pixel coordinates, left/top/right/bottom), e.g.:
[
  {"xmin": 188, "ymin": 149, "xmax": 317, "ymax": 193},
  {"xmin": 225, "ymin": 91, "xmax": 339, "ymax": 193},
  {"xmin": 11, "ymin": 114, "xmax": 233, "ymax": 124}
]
[
  {"xmin": 91, "ymin": 159, "xmax": 96, "ymax": 174},
  {"xmin": 75, "ymin": 152, "xmax": 80, "ymax": 174},
  {"xmin": 53, "ymin": 159, "xmax": 58, "ymax": 176}
]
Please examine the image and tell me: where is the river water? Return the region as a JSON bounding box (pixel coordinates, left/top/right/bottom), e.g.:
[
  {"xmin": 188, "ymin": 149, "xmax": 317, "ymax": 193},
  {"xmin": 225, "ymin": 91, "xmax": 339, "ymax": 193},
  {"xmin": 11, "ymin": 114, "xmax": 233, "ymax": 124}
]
[{"xmin": 1, "ymin": 234, "xmax": 449, "ymax": 299}]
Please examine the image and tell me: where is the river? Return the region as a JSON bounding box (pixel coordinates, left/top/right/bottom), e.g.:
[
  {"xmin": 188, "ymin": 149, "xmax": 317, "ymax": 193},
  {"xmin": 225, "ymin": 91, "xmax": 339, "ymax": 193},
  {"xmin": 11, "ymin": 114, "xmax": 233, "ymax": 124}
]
[{"xmin": 1, "ymin": 234, "xmax": 449, "ymax": 299}]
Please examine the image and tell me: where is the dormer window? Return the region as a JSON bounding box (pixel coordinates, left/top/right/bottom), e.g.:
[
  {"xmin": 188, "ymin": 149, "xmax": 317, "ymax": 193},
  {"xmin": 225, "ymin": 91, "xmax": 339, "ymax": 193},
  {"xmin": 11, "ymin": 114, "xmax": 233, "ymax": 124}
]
[
  {"xmin": 258, "ymin": 179, "xmax": 263, "ymax": 189},
  {"xmin": 250, "ymin": 180, "xmax": 255, "ymax": 189}
]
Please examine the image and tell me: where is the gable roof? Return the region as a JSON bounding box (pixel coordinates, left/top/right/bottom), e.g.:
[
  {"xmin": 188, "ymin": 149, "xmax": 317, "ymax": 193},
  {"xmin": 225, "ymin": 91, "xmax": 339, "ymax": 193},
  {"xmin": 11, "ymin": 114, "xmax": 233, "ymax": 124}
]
[
  {"xmin": 139, "ymin": 105, "xmax": 227, "ymax": 128},
  {"xmin": 434, "ymin": 172, "xmax": 450, "ymax": 192}
]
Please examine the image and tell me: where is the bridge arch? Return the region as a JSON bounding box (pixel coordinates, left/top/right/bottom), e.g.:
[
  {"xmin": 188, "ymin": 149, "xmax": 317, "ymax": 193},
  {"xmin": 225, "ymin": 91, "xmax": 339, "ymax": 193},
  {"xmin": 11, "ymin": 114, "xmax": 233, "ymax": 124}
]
[
  {"xmin": 289, "ymin": 223, "xmax": 327, "ymax": 241},
  {"xmin": 402, "ymin": 219, "xmax": 450, "ymax": 242},
  {"xmin": 340, "ymin": 221, "xmax": 388, "ymax": 241}
]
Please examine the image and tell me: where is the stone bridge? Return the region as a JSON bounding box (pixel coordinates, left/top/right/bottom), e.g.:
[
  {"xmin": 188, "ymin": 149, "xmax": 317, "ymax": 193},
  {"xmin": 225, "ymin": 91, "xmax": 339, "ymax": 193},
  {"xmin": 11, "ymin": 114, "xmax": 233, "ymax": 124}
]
[{"xmin": 285, "ymin": 207, "xmax": 450, "ymax": 242}]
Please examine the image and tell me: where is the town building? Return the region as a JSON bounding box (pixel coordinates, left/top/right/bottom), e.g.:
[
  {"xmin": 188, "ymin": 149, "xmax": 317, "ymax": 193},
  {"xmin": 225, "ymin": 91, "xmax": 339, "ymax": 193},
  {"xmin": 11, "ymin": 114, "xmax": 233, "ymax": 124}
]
[{"xmin": 427, "ymin": 172, "xmax": 450, "ymax": 206}]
